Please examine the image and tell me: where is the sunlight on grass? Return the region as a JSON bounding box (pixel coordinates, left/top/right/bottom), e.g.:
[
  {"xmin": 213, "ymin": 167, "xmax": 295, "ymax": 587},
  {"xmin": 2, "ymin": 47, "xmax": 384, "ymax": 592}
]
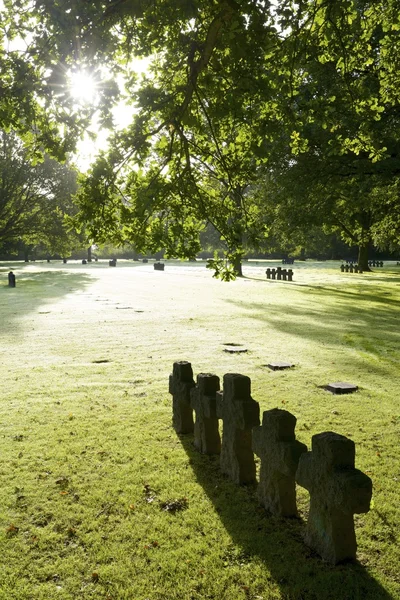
[{"xmin": 0, "ymin": 260, "xmax": 399, "ymax": 599}]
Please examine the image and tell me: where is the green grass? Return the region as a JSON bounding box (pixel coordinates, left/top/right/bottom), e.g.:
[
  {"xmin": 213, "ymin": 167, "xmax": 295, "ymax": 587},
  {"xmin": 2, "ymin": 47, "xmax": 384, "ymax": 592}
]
[{"xmin": 0, "ymin": 259, "xmax": 399, "ymax": 599}]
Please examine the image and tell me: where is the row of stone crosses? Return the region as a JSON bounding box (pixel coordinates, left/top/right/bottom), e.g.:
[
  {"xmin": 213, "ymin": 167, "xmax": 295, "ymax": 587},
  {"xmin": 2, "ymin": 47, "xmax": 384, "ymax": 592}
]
[{"xmin": 169, "ymin": 361, "xmax": 373, "ymax": 566}]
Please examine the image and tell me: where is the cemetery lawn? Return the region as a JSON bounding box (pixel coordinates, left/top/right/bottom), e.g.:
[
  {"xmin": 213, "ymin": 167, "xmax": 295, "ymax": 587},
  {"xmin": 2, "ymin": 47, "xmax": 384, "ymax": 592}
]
[{"xmin": 0, "ymin": 260, "xmax": 399, "ymax": 600}]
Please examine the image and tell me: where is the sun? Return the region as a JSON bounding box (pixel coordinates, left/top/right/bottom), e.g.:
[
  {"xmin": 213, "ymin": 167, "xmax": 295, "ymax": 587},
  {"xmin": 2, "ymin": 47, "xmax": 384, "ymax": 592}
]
[{"xmin": 69, "ymin": 70, "xmax": 98, "ymax": 104}]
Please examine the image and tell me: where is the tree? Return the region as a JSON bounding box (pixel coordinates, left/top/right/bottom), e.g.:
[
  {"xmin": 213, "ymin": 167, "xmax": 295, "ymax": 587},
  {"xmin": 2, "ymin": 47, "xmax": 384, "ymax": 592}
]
[
  {"xmin": 0, "ymin": 129, "xmax": 80, "ymax": 256},
  {"xmin": 1, "ymin": 0, "xmax": 400, "ymax": 274},
  {"xmin": 252, "ymin": 0, "xmax": 400, "ymax": 270}
]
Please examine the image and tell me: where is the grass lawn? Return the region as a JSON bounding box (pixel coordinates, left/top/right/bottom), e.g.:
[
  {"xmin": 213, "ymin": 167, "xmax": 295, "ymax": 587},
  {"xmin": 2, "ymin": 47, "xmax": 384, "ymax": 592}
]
[{"xmin": 0, "ymin": 259, "xmax": 399, "ymax": 600}]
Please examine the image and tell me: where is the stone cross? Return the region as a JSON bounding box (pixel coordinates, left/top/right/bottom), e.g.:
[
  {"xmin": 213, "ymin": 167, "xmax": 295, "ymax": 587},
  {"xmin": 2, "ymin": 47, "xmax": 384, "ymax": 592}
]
[
  {"xmin": 190, "ymin": 373, "xmax": 221, "ymax": 455},
  {"xmin": 8, "ymin": 271, "xmax": 16, "ymax": 288},
  {"xmin": 296, "ymin": 431, "xmax": 372, "ymax": 564},
  {"xmin": 252, "ymin": 408, "xmax": 307, "ymax": 517},
  {"xmin": 169, "ymin": 361, "xmax": 195, "ymax": 434},
  {"xmin": 216, "ymin": 373, "xmax": 260, "ymax": 484}
]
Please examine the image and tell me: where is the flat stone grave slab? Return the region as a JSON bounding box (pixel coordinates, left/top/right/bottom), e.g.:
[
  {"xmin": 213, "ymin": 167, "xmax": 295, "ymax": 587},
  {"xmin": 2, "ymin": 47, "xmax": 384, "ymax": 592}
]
[
  {"xmin": 266, "ymin": 362, "xmax": 294, "ymax": 371},
  {"xmin": 325, "ymin": 382, "xmax": 358, "ymax": 394},
  {"xmin": 223, "ymin": 343, "xmax": 248, "ymax": 353}
]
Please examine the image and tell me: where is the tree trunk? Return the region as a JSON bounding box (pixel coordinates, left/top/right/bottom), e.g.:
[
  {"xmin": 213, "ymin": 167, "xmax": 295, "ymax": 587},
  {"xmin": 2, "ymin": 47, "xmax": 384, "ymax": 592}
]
[
  {"xmin": 358, "ymin": 243, "xmax": 370, "ymax": 272},
  {"xmin": 87, "ymin": 246, "xmax": 92, "ymax": 262},
  {"xmin": 233, "ymin": 256, "xmax": 243, "ymax": 277}
]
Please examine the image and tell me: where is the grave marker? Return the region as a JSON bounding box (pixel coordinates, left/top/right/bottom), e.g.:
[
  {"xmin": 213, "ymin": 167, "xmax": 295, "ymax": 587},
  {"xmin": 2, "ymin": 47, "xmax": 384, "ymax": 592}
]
[
  {"xmin": 252, "ymin": 408, "xmax": 307, "ymax": 516},
  {"xmin": 326, "ymin": 382, "xmax": 358, "ymax": 395},
  {"xmin": 296, "ymin": 431, "xmax": 372, "ymax": 564},
  {"xmin": 223, "ymin": 343, "xmax": 247, "ymax": 353},
  {"xmin": 190, "ymin": 373, "xmax": 221, "ymax": 454},
  {"xmin": 8, "ymin": 271, "xmax": 16, "ymax": 288},
  {"xmin": 267, "ymin": 362, "xmax": 294, "ymax": 371},
  {"xmin": 169, "ymin": 361, "xmax": 195, "ymax": 433},
  {"xmin": 216, "ymin": 374, "xmax": 260, "ymax": 484}
]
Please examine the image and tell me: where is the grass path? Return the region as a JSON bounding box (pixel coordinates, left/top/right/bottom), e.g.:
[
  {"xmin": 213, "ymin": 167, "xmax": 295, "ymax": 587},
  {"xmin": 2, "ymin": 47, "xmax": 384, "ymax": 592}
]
[{"xmin": 0, "ymin": 260, "xmax": 399, "ymax": 599}]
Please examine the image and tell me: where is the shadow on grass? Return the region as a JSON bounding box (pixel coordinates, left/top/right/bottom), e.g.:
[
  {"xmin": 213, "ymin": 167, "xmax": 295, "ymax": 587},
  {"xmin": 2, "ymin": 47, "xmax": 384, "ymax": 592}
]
[
  {"xmin": 0, "ymin": 269, "xmax": 93, "ymax": 334},
  {"xmin": 224, "ymin": 284, "xmax": 400, "ymax": 374},
  {"xmin": 179, "ymin": 433, "xmax": 392, "ymax": 600}
]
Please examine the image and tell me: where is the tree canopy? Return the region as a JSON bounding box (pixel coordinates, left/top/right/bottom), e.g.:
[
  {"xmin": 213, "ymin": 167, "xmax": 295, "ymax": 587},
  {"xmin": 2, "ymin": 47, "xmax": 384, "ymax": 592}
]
[
  {"xmin": 1, "ymin": 0, "xmax": 400, "ymax": 272},
  {"xmin": 0, "ymin": 129, "xmax": 79, "ymax": 256}
]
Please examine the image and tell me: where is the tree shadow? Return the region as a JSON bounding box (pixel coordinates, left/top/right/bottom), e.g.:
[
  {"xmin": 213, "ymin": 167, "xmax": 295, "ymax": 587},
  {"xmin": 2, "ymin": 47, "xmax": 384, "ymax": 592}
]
[
  {"xmin": 179, "ymin": 433, "xmax": 393, "ymax": 600},
  {"xmin": 223, "ymin": 284, "xmax": 400, "ymax": 376},
  {"xmin": 0, "ymin": 268, "xmax": 93, "ymax": 334}
]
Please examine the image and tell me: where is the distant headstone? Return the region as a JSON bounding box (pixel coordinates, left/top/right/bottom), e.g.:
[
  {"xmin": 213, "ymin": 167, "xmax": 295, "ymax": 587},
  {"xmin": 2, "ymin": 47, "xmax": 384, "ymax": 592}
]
[
  {"xmin": 223, "ymin": 344, "xmax": 247, "ymax": 353},
  {"xmin": 326, "ymin": 382, "xmax": 358, "ymax": 395},
  {"xmin": 82, "ymin": 259, "xmax": 87, "ymax": 265},
  {"xmin": 252, "ymin": 409, "xmax": 307, "ymax": 516},
  {"xmin": 63, "ymin": 259, "xmax": 67, "ymax": 264},
  {"xmin": 296, "ymin": 431, "xmax": 373, "ymax": 564},
  {"xmin": 267, "ymin": 362, "xmax": 294, "ymax": 371},
  {"xmin": 216, "ymin": 374, "xmax": 260, "ymax": 484},
  {"xmin": 169, "ymin": 361, "xmax": 195, "ymax": 434},
  {"xmin": 190, "ymin": 373, "xmax": 221, "ymax": 455},
  {"xmin": 142, "ymin": 258, "xmax": 148, "ymax": 263},
  {"xmin": 154, "ymin": 262, "xmax": 165, "ymax": 271},
  {"xmin": 8, "ymin": 271, "xmax": 16, "ymax": 288},
  {"xmin": 109, "ymin": 259, "xmax": 116, "ymax": 267}
]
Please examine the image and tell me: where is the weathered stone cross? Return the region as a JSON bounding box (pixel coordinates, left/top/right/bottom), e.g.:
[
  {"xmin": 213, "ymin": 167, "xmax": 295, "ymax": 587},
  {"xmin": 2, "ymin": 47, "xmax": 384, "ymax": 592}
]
[
  {"xmin": 216, "ymin": 373, "xmax": 260, "ymax": 484},
  {"xmin": 190, "ymin": 373, "xmax": 221, "ymax": 455},
  {"xmin": 296, "ymin": 431, "xmax": 373, "ymax": 564},
  {"xmin": 252, "ymin": 408, "xmax": 307, "ymax": 517},
  {"xmin": 169, "ymin": 361, "xmax": 195, "ymax": 434}
]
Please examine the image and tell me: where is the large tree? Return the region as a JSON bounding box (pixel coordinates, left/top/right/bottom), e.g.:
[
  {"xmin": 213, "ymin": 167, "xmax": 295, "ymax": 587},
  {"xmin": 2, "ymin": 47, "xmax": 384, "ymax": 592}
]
[
  {"xmin": 1, "ymin": 0, "xmax": 400, "ymax": 273},
  {"xmin": 259, "ymin": 0, "xmax": 400, "ymax": 270},
  {"xmin": 0, "ymin": 129, "xmax": 80, "ymax": 256}
]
